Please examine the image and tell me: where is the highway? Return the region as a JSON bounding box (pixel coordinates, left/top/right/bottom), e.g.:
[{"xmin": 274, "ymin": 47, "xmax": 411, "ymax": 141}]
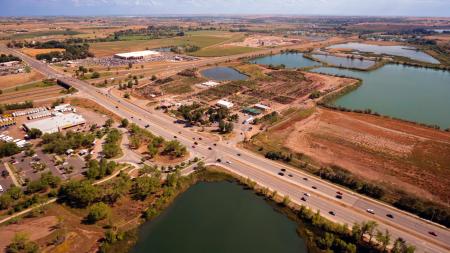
[{"xmin": 3, "ymin": 45, "xmax": 449, "ymax": 253}]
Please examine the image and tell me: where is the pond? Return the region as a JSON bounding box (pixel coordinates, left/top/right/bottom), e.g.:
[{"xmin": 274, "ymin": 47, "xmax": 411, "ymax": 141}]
[
  {"xmin": 311, "ymin": 65, "xmax": 450, "ymax": 129},
  {"xmin": 312, "ymin": 54, "xmax": 375, "ymax": 69},
  {"xmin": 200, "ymin": 67, "xmax": 248, "ymax": 81},
  {"xmin": 249, "ymin": 52, "xmax": 320, "ymax": 68},
  {"xmin": 327, "ymin": 43, "xmax": 440, "ymax": 64},
  {"xmin": 130, "ymin": 181, "xmax": 308, "ymax": 253}
]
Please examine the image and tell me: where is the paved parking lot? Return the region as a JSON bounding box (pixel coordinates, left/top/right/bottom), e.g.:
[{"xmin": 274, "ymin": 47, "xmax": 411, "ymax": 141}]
[
  {"xmin": 10, "ymin": 149, "xmax": 86, "ymax": 183},
  {"xmin": 0, "ymin": 162, "xmax": 14, "ymax": 192}
]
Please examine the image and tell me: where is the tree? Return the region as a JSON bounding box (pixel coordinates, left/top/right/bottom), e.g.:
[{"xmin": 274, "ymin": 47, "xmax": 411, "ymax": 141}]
[
  {"xmin": 6, "ymin": 232, "xmax": 39, "ymax": 253},
  {"xmin": 162, "ymin": 140, "xmax": 186, "ymax": 157},
  {"xmin": 376, "ymin": 229, "xmax": 391, "ymax": 252},
  {"xmin": 366, "ymin": 220, "xmax": 378, "ymax": 244},
  {"xmin": 147, "ymin": 143, "xmax": 158, "ymax": 158},
  {"xmin": 120, "ymin": 118, "xmax": 129, "ymax": 128},
  {"xmin": 104, "ymin": 118, "xmax": 114, "ymax": 128},
  {"xmin": 132, "ymin": 175, "xmax": 161, "ymax": 200},
  {"xmin": 27, "ymin": 129, "xmax": 42, "ymax": 139},
  {"xmin": 86, "ymin": 202, "xmax": 110, "ymax": 224},
  {"xmin": 0, "ymin": 194, "xmax": 13, "ymax": 210},
  {"xmin": 7, "ymin": 185, "xmax": 23, "ymax": 200},
  {"xmin": 58, "ymin": 180, "xmax": 99, "ymax": 208},
  {"xmin": 91, "ymin": 72, "xmax": 100, "ymax": 79},
  {"xmin": 391, "ymin": 237, "xmax": 416, "ymax": 253},
  {"xmin": 0, "ymin": 142, "xmax": 21, "ymax": 158}
]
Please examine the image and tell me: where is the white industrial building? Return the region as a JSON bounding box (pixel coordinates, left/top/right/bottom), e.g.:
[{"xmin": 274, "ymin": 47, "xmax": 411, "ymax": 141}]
[
  {"xmin": 113, "ymin": 50, "xmax": 160, "ymax": 60},
  {"xmin": 197, "ymin": 81, "xmax": 219, "ymax": 88},
  {"xmin": 23, "ymin": 113, "xmax": 86, "ymax": 134},
  {"xmin": 254, "ymin": 103, "xmax": 271, "ymax": 111},
  {"xmin": 216, "ymin": 99, "xmax": 234, "ymax": 109}
]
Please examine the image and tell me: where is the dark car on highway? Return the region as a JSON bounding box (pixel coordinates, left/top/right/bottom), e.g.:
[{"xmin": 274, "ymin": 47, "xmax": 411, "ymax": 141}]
[
  {"xmin": 278, "ymin": 172, "xmax": 284, "ymax": 176},
  {"xmin": 386, "ymin": 214, "xmax": 394, "ymax": 219}
]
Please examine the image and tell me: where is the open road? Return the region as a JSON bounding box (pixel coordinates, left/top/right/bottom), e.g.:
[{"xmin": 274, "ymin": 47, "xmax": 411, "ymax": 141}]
[{"xmin": 3, "ymin": 44, "xmax": 449, "ymax": 253}]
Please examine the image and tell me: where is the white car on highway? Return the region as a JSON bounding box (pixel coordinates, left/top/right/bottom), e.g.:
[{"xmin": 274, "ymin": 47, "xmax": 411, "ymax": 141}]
[{"xmin": 366, "ymin": 208, "xmax": 375, "ymax": 214}]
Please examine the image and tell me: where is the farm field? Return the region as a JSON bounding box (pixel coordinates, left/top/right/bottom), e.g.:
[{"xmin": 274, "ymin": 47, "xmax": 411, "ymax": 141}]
[
  {"xmin": 252, "ymin": 107, "xmax": 450, "ymax": 203},
  {"xmin": 190, "ymin": 45, "xmax": 261, "ymax": 57},
  {"xmin": 20, "ymin": 48, "xmax": 65, "ymax": 57},
  {"xmin": 0, "ymin": 70, "xmax": 45, "ymax": 89},
  {"xmin": 89, "ymin": 31, "xmax": 246, "ymax": 57}
]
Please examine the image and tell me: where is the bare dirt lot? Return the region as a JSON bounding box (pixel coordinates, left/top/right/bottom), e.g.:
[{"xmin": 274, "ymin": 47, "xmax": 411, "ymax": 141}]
[
  {"xmin": 0, "ymin": 216, "xmax": 58, "ymax": 251},
  {"xmin": 20, "ymin": 48, "xmax": 65, "ymax": 57},
  {"xmin": 283, "ymin": 108, "xmax": 450, "ymax": 202},
  {"xmin": 0, "ymin": 70, "xmax": 45, "ymax": 89}
]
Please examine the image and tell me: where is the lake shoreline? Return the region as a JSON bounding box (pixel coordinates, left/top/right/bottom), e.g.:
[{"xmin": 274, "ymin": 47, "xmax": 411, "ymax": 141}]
[{"xmin": 104, "ymin": 167, "xmax": 386, "ymax": 253}]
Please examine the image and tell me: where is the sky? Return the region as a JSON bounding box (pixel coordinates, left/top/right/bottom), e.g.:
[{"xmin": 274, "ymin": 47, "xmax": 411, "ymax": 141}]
[{"xmin": 0, "ymin": 0, "xmax": 449, "ymax": 17}]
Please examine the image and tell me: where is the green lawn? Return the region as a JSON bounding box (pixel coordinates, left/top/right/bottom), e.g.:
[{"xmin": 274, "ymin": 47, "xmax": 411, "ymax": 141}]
[{"xmin": 2, "ymin": 80, "xmax": 55, "ymax": 93}]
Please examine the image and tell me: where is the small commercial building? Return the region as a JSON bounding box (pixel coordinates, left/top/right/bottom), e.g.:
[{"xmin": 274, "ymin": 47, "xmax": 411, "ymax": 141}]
[
  {"xmin": 216, "ymin": 99, "xmax": 234, "ymax": 109},
  {"xmin": 198, "ymin": 81, "xmax": 219, "ymax": 88},
  {"xmin": 23, "ymin": 113, "xmax": 86, "ymax": 134},
  {"xmin": 254, "ymin": 103, "xmax": 271, "ymax": 111},
  {"xmin": 243, "ymin": 107, "xmax": 263, "ymax": 116},
  {"xmin": 113, "ymin": 50, "xmax": 160, "ymax": 60}
]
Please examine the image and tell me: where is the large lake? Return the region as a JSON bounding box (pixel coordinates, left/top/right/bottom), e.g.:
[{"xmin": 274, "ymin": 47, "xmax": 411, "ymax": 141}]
[
  {"xmin": 312, "ymin": 54, "xmax": 375, "ymax": 69},
  {"xmin": 327, "ymin": 43, "xmax": 440, "ymax": 64},
  {"xmin": 201, "ymin": 67, "xmax": 248, "ymax": 81},
  {"xmin": 130, "ymin": 181, "xmax": 307, "ymax": 253},
  {"xmin": 250, "ymin": 52, "xmax": 320, "ymax": 68},
  {"xmin": 311, "ymin": 65, "xmax": 450, "ymax": 129}
]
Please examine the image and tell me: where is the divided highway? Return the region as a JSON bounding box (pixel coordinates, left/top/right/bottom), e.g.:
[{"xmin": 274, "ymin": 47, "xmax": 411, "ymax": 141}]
[{"xmin": 4, "ymin": 45, "xmax": 449, "ymax": 253}]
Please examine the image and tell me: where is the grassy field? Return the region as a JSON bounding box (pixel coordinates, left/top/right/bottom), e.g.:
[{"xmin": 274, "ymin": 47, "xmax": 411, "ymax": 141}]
[
  {"xmin": 90, "ymin": 31, "xmax": 246, "ymax": 57},
  {"xmin": 7, "ymin": 30, "xmax": 83, "ymax": 40},
  {"xmin": 189, "ymin": 46, "xmax": 261, "ymax": 57},
  {"xmin": 1, "ymin": 80, "xmax": 56, "ymax": 94},
  {"xmin": 161, "ymin": 76, "xmax": 204, "ymax": 95}
]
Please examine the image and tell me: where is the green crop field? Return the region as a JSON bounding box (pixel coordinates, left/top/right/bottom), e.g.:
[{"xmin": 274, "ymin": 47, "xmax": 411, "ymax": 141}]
[{"xmin": 8, "ymin": 30, "xmax": 83, "ymax": 39}]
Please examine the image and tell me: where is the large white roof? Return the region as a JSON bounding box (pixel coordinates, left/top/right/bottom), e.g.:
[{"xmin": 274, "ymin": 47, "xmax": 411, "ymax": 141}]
[
  {"xmin": 24, "ymin": 113, "xmax": 86, "ymax": 134},
  {"xmin": 216, "ymin": 99, "xmax": 234, "ymax": 108},
  {"xmin": 114, "ymin": 50, "xmax": 160, "ymax": 58}
]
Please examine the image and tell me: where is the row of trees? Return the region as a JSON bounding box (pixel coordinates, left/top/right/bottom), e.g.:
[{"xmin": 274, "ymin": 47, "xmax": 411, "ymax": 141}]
[
  {"xmin": 0, "ymin": 142, "xmax": 21, "ymax": 158},
  {"xmin": 102, "ymin": 128, "xmax": 122, "ymax": 159},
  {"xmin": 86, "ymin": 159, "xmax": 117, "ymax": 180},
  {"xmin": 176, "ymin": 102, "xmax": 237, "ymax": 133},
  {"xmin": 0, "ymin": 101, "xmax": 34, "ymax": 114},
  {"xmin": 41, "ymin": 131, "xmax": 95, "ymax": 155},
  {"xmin": 316, "ymin": 166, "xmax": 385, "ymax": 199},
  {"xmin": 0, "ymin": 53, "xmax": 21, "ymax": 63},
  {"xmin": 128, "ymin": 123, "xmax": 187, "ymax": 159}
]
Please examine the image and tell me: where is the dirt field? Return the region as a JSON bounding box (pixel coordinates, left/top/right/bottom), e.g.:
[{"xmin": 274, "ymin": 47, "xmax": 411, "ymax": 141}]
[
  {"xmin": 0, "ymin": 70, "xmax": 45, "ymax": 89},
  {"xmin": 282, "ymin": 108, "xmax": 450, "ymax": 202},
  {"xmin": 0, "ymin": 216, "xmax": 58, "ymax": 251},
  {"xmin": 0, "ymin": 85, "xmax": 64, "ymax": 104},
  {"xmin": 20, "ymin": 48, "xmax": 65, "ymax": 57},
  {"xmin": 228, "ymin": 35, "xmax": 300, "ymax": 48}
]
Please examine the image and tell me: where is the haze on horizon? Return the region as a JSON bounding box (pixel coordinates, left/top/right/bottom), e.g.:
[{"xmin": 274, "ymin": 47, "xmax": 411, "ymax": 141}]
[{"xmin": 1, "ymin": 0, "xmax": 449, "ymax": 17}]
